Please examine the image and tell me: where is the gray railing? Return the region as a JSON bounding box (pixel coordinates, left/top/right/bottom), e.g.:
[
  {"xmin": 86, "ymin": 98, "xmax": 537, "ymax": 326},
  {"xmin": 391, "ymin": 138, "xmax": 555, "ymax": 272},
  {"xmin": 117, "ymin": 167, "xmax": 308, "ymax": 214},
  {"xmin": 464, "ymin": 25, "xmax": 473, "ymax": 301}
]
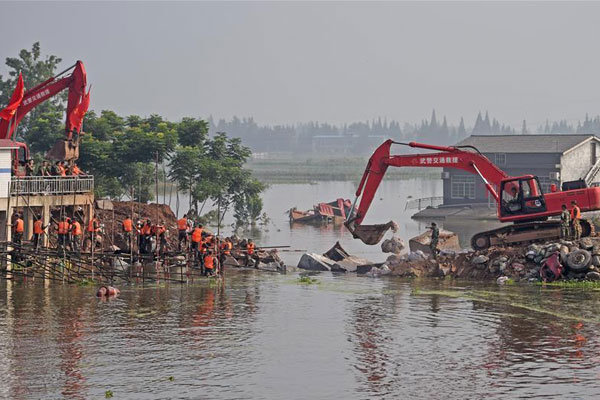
[
  {"xmin": 404, "ymin": 196, "xmax": 444, "ymax": 211},
  {"xmin": 10, "ymin": 176, "xmax": 94, "ymax": 196}
]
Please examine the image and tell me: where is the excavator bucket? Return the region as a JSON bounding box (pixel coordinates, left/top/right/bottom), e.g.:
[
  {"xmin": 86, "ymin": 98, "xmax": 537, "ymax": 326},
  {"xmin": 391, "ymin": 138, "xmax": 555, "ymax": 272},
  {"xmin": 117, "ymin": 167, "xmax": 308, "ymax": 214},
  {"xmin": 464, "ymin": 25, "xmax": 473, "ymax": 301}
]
[
  {"xmin": 46, "ymin": 138, "xmax": 80, "ymax": 161},
  {"xmin": 345, "ymin": 221, "xmax": 398, "ymax": 245}
]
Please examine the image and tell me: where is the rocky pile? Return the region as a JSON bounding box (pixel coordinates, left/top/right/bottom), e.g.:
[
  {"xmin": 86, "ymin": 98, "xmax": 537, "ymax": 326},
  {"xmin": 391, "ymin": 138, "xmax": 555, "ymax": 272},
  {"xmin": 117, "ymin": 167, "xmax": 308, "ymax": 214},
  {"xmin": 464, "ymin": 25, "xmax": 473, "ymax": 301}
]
[{"xmin": 386, "ymin": 237, "xmax": 600, "ymax": 282}]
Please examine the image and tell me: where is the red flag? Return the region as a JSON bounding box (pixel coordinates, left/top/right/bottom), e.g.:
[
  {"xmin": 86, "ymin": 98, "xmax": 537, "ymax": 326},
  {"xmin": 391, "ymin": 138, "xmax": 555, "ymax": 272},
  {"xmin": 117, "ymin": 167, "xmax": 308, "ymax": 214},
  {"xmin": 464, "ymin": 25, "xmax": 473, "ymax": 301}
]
[
  {"xmin": 0, "ymin": 72, "xmax": 25, "ymax": 120},
  {"xmin": 69, "ymin": 86, "xmax": 91, "ymax": 132}
]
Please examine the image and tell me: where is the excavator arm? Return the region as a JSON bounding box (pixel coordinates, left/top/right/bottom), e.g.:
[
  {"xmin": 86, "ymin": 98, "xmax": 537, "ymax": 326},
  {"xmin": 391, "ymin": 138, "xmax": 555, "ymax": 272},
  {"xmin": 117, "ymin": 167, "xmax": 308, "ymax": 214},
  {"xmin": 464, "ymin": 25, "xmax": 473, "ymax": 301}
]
[
  {"xmin": 0, "ymin": 61, "xmax": 87, "ymax": 160},
  {"xmin": 347, "ymin": 139, "xmax": 509, "ymax": 244}
]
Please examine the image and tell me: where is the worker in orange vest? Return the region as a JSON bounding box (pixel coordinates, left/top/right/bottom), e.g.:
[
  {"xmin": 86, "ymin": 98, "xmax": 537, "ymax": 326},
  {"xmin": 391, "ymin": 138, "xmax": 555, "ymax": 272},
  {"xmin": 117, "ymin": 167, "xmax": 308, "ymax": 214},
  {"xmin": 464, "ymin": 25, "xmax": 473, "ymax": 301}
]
[
  {"xmin": 190, "ymin": 225, "xmax": 203, "ymax": 259},
  {"xmin": 122, "ymin": 216, "xmax": 133, "ymax": 251},
  {"xmin": 571, "ymin": 200, "xmax": 582, "ymax": 240},
  {"xmin": 177, "ymin": 216, "xmax": 189, "ymax": 251},
  {"xmin": 32, "ymin": 216, "xmax": 48, "ymax": 250},
  {"xmin": 86, "ymin": 215, "xmax": 101, "ymax": 252},
  {"xmin": 57, "ymin": 217, "xmax": 70, "ymax": 252},
  {"xmin": 12, "ymin": 212, "xmax": 24, "ymax": 246},
  {"xmin": 219, "ymin": 237, "xmax": 233, "ymax": 275},
  {"xmin": 152, "ymin": 221, "xmax": 167, "ymax": 255},
  {"xmin": 139, "ymin": 219, "xmax": 152, "ymax": 254},
  {"xmin": 204, "ymin": 250, "xmax": 218, "ymax": 276},
  {"xmin": 70, "ymin": 218, "xmax": 83, "ymax": 252},
  {"xmin": 245, "ymin": 239, "xmax": 259, "ymax": 269}
]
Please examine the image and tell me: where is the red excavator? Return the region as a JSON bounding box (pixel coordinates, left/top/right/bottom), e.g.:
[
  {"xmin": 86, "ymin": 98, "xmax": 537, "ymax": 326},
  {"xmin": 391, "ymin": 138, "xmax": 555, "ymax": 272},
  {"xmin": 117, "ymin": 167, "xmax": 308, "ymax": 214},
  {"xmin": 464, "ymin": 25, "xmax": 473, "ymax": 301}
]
[
  {"xmin": 346, "ymin": 139, "xmax": 600, "ymax": 250},
  {"xmin": 0, "ymin": 60, "xmax": 88, "ymax": 166}
]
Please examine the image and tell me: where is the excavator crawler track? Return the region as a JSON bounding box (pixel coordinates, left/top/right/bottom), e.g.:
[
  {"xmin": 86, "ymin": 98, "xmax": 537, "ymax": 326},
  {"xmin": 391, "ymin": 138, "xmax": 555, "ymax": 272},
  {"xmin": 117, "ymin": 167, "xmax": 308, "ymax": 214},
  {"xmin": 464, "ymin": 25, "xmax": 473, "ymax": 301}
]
[{"xmin": 471, "ymin": 219, "xmax": 593, "ymax": 250}]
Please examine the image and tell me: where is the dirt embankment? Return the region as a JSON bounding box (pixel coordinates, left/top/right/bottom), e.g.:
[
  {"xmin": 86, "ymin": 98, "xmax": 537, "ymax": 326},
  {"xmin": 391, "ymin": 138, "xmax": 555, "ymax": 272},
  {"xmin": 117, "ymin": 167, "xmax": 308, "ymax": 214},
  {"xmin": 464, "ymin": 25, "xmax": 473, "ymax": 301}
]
[{"xmin": 95, "ymin": 201, "xmax": 178, "ymax": 250}]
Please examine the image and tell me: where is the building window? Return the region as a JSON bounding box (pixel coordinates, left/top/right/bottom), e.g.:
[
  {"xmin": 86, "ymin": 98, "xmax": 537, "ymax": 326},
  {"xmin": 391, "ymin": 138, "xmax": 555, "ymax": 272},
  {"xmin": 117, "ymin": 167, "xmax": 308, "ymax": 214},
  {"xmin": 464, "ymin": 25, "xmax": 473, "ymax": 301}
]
[
  {"xmin": 495, "ymin": 153, "xmax": 507, "ymax": 165},
  {"xmin": 537, "ymin": 176, "xmax": 556, "ymax": 193},
  {"xmin": 451, "ymin": 175, "xmax": 475, "ymax": 199}
]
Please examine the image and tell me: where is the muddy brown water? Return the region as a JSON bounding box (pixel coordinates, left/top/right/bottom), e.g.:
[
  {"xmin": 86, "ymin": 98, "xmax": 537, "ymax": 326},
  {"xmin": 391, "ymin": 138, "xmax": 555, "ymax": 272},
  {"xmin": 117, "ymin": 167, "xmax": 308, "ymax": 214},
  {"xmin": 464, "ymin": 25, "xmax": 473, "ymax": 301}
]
[
  {"xmin": 3, "ymin": 179, "xmax": 599, "ymax": 398},
  {"xmin": 2, "ymin": 275, "xmax": 600, "ymax": 399}
]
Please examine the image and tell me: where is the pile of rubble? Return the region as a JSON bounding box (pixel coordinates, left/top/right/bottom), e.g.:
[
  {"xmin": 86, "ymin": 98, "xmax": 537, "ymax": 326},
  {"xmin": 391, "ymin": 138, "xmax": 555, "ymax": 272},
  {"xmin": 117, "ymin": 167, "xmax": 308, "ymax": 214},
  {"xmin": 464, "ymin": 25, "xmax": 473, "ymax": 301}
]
[
  {"xmin": 385, "ymin": 237, "xmax": 600, "ymax": 282},
  {"xmin": 298, "ymin": 233, "xmax": 600, "ymax": 282}
]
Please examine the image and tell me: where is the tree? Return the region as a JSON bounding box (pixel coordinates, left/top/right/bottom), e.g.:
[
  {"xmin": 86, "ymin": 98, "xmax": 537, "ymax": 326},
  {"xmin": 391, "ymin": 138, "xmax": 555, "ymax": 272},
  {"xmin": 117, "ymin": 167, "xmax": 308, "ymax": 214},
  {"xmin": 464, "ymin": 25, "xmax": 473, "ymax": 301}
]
[{"xmin": 177, "ymin": 117, "xmax": 209, "ymax": 147}]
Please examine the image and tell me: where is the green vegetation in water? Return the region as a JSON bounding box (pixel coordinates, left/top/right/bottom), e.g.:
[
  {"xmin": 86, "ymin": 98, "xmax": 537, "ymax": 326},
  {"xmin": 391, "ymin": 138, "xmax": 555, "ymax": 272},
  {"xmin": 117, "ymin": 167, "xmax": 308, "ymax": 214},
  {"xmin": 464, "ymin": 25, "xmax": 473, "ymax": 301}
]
[
  {"xmin": 297, "ymin": 276, "xmax": 320, "ymax": 285},
  {"xmin": 105, "ymin": 390, "xmax": 113, "ymax": 398},
  {"xmin": 535, "ymin": 280, "xmax": 600, "ymax": 289},
  {"xmin": 77, "ymin": 278, "xmax": 97, "ymax": 287},
  {"xmin": 412, "ymin": 288, "xmax": 600, "ymax": 323},
  {"xmin": 168, "ymin": 376, "xmax": 175, "ymax": 382}
]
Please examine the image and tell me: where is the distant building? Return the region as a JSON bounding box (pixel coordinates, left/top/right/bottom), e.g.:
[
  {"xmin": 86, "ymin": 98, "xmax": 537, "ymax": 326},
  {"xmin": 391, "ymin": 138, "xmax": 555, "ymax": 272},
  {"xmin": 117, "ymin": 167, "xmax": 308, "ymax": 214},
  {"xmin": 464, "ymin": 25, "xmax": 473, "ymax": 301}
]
[{"xmin": 443, "ymin": 134, "xmax": 600, "ymax": 206}]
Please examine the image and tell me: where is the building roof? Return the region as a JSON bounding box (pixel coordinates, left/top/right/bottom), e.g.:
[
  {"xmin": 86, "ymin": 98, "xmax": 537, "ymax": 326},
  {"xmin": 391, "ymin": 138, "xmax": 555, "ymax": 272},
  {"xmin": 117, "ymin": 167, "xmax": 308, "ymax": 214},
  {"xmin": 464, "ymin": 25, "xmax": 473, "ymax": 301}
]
[
  {"xmin": 0, "ymin": 139, "xmax": 20, "ymax": 149},
  {"xmin": 455, "ymin": 134, "xmax": 598, "ymax": 154}
]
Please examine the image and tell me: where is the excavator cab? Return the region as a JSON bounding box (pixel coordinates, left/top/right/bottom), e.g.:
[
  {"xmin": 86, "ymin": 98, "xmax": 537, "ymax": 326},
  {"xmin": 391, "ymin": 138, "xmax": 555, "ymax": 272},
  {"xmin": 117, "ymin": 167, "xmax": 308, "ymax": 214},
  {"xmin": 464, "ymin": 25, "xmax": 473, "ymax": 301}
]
[{"xmin": 499, "ymin": 176, "xmax": 546, "ymax": 217}]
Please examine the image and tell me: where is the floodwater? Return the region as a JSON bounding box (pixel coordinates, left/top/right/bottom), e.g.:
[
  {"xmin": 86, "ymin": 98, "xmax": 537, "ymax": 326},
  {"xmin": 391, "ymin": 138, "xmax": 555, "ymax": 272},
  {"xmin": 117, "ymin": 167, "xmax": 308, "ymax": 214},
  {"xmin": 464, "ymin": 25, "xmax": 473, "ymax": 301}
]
[
  {"xmin": 1, "ymin": 276, "xmax": 600, "ymax": 399},
  {"xmin": 165, "ymin": 178, "xmax": 502, "ymax": 265},
  {"xmin": 3, "ymin": 178, "xmax": 598, "ymax": 399}
]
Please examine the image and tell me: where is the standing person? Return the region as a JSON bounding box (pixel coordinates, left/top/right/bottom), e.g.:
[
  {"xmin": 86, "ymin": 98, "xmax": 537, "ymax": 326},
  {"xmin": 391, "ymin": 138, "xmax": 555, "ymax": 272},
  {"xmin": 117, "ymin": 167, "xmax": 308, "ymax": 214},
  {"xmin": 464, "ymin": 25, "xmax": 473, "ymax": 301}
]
[
  {"xmin": 219, "ymin": 237, "xmax": 232, "ymax": 275},
  {"xmin": 70, "ymin": 218, "xmax": 82, "ymax": 252},
  {"xmin": 427, "ymin": 222, "xmax": 440, "ymax": 259},
  {"xmin": 140, "ymin": 219, "xmax": 152, "ymax": 254},
  {"xmin": 190, "ymin": 225, "xmax": 203, "ymax": 259},
  {"xmin": 152, "ymin": 221, "xmax": 167, "ymax": 255},
  {"xmin": 560, "ymin": 204, "xmax": 570, "ymax": 239},
  {"xmin": 122, "ymin": 216, "xmax": 133, "ymax": 251},
  {"xmin": 571, "ymin": 200, "xmax": 582, "ymax": 241},
  {"xmin": 86, "ymin": 215, "xmax": 100, "ymax": 251},
  {"xmin": 177, "ymin": 215, "xmax": 189, "ymax": 251},
  {"xmin": 56, "ymin": 216, "xmax": 70, "ymax": 252},
  {"xmin": 245, "ymin": 239, "xmax": 259, "ymax": 269},
  {"xmin": 25, "ymin": 159, "xmax": 35, "ymax": 176},
  {"xmin": 32, "ymin": 216, "xmax": 48, "ymax": 249},
  {"xmin": 37, "ymin": 160, "xmax": 49, "ymax": 176},
  {"xmin": 12, "ymin": 213, "xmax": 24, "ymax": 246}
]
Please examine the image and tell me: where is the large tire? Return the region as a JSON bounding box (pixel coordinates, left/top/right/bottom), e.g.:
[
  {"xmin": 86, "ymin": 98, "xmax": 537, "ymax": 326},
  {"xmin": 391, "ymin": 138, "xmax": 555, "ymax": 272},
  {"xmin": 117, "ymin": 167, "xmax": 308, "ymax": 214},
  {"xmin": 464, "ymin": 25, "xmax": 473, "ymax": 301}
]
[
  {"xmin": 566, "ymin": 249, "xmax": 592, "ymax": 272},
  {"xmin": 471, "ymin": 233, "xmax": 490, "ymax": 251}
]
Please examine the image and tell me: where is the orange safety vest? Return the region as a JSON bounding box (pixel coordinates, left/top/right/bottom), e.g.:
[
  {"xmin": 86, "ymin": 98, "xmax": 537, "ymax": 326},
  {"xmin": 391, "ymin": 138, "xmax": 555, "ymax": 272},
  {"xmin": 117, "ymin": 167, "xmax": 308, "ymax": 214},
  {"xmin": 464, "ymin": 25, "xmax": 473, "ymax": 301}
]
[
  {"xmin": 571, "ymin": 206, "xmax": 581, "ymax": 220},
  {"xmin": 177, "ymin": 218, "xmax": 188, "ymax": 231},
  {"xmin": 14, "ymin": 218, "xmax": 24, "ymax": 233},
  {"xmin": 58, "ymin": 221, "xmax": 69, "ymax": 235},
  {"xmin": 72, "ymin": 221, "xmax": 82, "ymax": 236},
  {"xmin": 153, "ymin": 225, "xmax": 166, "ymax": 236},
  {"xmin": 34, "ymin": 220, "xmax": 44, "ymax": 234},
  {"xmin": 191, "ymin": 228, "xmax": 203, "ymax": 243},
  {"xmin": 247, "ymin": 243, "xmax": 255, "ymax": 255},
  {"xmin": 221, "ymin": 241, "xmax": 232, "ymax": 255},
  {"xmin": 58, "ymin": 165, "xmax": 66, "ymax": 176},
  {"xmin": 87, "ymin": 218, "xmax": 100, "ymax": 232},
  {"xmin": 72, "ymin": 165, "xmax": 81, "ymax": 175},
  {"xmin": 204, "ymin": 255, "xmax": 215, "ymax": 269},
  {"xmin": 122, "ymin": 218, "xmax": 133, "ymax": 232}
]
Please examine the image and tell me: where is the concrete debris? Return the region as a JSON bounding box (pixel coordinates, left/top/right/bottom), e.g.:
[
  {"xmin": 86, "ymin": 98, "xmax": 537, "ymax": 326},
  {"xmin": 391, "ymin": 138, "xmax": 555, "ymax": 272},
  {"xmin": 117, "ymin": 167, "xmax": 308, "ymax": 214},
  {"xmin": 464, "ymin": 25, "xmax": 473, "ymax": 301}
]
[
  {"xmin": 381, "ymin": 236, "xmax": 406, "ymax": 254},
  {"xmin": 387, "ymin": 237, "xmax": 600, "ymax": 282},
  {"xmin": 409, "ymin": 229, "xmax": 460, "ymax": 256},
  {"xmin": 297, "ymin": 253, "xmax": 335, "ymax": 271}
]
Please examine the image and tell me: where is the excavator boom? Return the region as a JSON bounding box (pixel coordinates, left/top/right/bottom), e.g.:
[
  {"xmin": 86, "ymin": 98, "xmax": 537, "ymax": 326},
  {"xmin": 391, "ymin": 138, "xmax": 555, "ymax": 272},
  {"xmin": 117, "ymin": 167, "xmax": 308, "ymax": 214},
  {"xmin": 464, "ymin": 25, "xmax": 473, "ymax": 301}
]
[
  {"xmin": 0, "ymin": 61, "xmax": 87, "ymax": 160},
  {"xmin": 347, "ymin": 139, "xmax": 600, "ymax": 248}
]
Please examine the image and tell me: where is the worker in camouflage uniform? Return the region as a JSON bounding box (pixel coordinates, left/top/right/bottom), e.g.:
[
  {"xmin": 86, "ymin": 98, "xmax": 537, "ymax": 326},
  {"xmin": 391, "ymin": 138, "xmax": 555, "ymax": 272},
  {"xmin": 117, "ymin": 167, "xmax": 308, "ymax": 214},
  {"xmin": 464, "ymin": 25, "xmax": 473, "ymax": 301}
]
[
  {"xmin": 428, "ymin": 222, "xmax": 439, "ymax": 259},
  {"xmin": 560, "ymin": 204, "xmax": 570, "ymax": 239}
]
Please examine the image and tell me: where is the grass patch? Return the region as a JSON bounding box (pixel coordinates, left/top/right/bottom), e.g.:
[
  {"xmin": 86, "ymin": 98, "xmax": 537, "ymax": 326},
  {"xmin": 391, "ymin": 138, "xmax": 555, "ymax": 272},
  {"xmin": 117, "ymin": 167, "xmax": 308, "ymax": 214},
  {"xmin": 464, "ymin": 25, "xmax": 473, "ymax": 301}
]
[
  {"xmin": 297, "ymin": 276, "xmax": 320, "ymax": 285},
  {"xmin": 535, "ymin": 280, "xmax": 600, "ymax": 289},
  {"xmin": 77, "ymin": 278, "xmax": 96, "ymax": 287},
  {"xmin": 105, "ymin": 390, "xmax": 113, "ymax": 398}
]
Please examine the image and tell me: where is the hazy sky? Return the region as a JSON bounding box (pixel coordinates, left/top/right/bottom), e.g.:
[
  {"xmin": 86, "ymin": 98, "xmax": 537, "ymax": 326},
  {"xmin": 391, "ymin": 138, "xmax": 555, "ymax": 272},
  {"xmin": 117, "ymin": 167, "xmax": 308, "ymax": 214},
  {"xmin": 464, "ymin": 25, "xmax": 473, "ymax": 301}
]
[{"xmin": 1, "ymin": 1, "xmax": 600, "ymax": 128}]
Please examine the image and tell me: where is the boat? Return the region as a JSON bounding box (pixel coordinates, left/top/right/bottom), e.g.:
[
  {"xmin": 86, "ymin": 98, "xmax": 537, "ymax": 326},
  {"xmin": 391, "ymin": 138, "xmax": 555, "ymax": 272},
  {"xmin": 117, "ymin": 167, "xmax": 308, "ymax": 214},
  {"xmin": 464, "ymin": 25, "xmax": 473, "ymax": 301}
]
[{"xmin": 289, "ymin": 198, "xmax": 354, "ymax": 224}]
